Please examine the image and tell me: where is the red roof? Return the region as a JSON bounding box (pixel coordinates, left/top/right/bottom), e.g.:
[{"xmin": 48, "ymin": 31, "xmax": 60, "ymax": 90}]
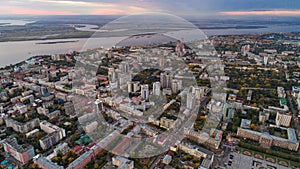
[
  {"xmin": 74, "ymin": 145, "xmax": 83, "ymax": 153},
  {"xmin": 112, "ymin": 137, "xmax": 130, "ymax": 155},
  {"xmin": 132, "ymin": 97, "xmax": 143, "ymax": 102},
  {"xmin": 96, "ymin": 75, "xmax": 108, "ymax": 80},
  {"xmin": 87, "ymin": 142, "xmax": 96, "ymax": 149},
  {"xmin": 236, "ymin": 97, "xmax": 244, "ymax": 101}
]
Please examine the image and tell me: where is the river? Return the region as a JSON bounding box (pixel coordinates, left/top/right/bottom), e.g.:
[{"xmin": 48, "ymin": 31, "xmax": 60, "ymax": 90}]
[
  {"xmin": 0, "ymin": 24, "xmax": 299, "ymax": 68},
  {"xmin": 0, "ymin": 37, "xmax": 124, "ymax": 68}
]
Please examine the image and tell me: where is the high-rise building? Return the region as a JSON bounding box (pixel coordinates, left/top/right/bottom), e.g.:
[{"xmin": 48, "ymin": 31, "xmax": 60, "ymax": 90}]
[
  {"xmin": 141, "ymin": 84, "xmax": 149, "ymax": 100},
  {"xmin": 159, "ymin": 56, "xmax": 165, "ymax": 67},
  {"xmin": 127, "ymin": 82, "xmax": 133, "ymax": 93},
  {"xmin": 118, "ymin": 73, "xmax": 131, "ymax": 87},
  {"xmin": 175, "ymin": 40, "xmax": 185, "ymax": 56},
  {"xmin": 94, "ymin": 99, "xmax": 104, "ymax": 112},
  {"xmin": 133, "ymin": 82, "xmax": 140, "ymax": 93},
  {"xmin": 264, "ymin": 56, "xmax": 269, "ymax": 65},
  {"xmin": 191, "ymin": 86, "xmax": 209, "ymax": 99},
  {"xmin": 108, "ymin": 68, "xmax": 116, "ymax": 82},
  {"xmin": 152, "ymin": 82, "xmax": 161, "ymax": 96},
  {"xmin": 171, "ymin": 79, "xmax": 182, "ymax": 94},
  {"xmin": 187, "ymin": 93, "xmax": 196, "ymax": 110},
  {"xmin": 2, "ymin": 138, "xmax": 35, "ymax": 165},
  {"xmin": 64, "ymin": 102, "xmax": 76, "ymax": 116},
  {"xmin": 241, "ymin": 45, "xmax": 250, "ymax": 56},
  {"xmin": 160, "ymin": 73, "xmax": 172, "ymax": 89},
  {"xmin": 119, "ymin": 62, "xmax": 130, "ymax": 73}
]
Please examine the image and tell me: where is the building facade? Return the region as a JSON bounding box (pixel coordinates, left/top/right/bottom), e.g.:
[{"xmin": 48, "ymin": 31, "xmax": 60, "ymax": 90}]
[
  {"xmin": 2, "ymin": 138, "xmax": 35, "ymax": 165},
  {"xmin": 5, "ymin": 118, "xmax": 40, "ymax": 133}
]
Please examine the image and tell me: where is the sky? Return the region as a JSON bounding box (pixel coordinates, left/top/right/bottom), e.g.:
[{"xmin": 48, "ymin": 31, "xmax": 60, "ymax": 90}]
[{"xmin": 1, "ymin": 0, "xmax": 300, "ymax": 16}]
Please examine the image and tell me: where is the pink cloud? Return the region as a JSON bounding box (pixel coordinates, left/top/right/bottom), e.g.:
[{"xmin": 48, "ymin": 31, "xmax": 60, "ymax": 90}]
[
  {"xmin": 12, "ymin": 9, "xmax": 78, "ymax": 15},
  {"xmin": 220, "ymin": 10, "xmax": 300, "ymax": 16},
  {"xmin": 0, "ymin": 5, "xmax": 146, "ymax": 15},
  {"xmin": 90, "ymin": 9, "xmax": 126, "ymax": 15},
  {"xmin": 1, "ymin": 6, "xmax": 78, "ymax": 15}
]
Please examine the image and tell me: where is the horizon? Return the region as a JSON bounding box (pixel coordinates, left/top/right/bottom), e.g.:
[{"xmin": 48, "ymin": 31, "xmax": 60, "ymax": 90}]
[{"xmin": 1, "ymin": 0, "xmax": 300, "ymax": 16}]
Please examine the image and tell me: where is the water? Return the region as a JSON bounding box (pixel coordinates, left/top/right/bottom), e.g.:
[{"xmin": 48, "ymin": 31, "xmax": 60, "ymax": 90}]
[
  {"xmin": 76, "ymin": 24, "xmax": 300, "ymax": 36},
  {"xmin": 0, "ymin": 23, "xmax": 299, "ymax": 68},
  {"xmin": 0, "ymin": 20, "xmax": 36, "ymax": 26},
  {"xmin": 0, "ymin": 37, "xmax": 124, "ymax": 68}
]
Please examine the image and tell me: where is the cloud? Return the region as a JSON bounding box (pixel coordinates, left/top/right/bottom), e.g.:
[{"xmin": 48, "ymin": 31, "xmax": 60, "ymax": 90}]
[
  {"xmin": 220, "ymin": 10, "xmax": 300, "ymax": 16},
  {"xmin": 1, "ymin": 0, "xmax": 152, "ymax": 15},
  {"xmin": 1, "ymin": 0, "xmax": 300, "ymax": 16}
]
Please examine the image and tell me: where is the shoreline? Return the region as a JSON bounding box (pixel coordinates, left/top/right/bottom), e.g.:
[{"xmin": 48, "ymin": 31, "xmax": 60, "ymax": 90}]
[{"xmin": 36, "ymin": 40, "xmax": 79, "ymax": 45}]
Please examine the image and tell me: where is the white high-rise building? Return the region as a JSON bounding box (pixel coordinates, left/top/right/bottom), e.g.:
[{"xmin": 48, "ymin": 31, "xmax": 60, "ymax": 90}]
[
  {"xmin": 118, "ymin": 73, "xmax": 131, "ymax": 86},
  {"xmin": 119, "ymin": 62, "xmax": 130, "ymax": 73},
  {"xmin": 141, "ymin": 84, "xmax": 149, "ymax": 100},
  {"xmin": 241, "ymin": 45, "xmax": 250, "ymax": 56},
  {"xmin": 187, "ymin": 93, "xmax": 196, "ymax": 110},
  {"xmin": 192, "ymin": 86, "xmax": 209, "ymax": 99},
  {"xmin": 128, "ymin": 82, "xmax": 133, "ymax": 93},
  {"xmin": 153, "ymin": 82, "xmax": 161, "ymax": 96},
  {"xmin": 171, "ymin": 79, "xmax": 182, "ymax": 94},
  {"xmin": 264, "ymin": 56, "xmax": 269, "ymax": 65},
  {"xmin": 108, "ymin": 68, "xmax": 116, "ymax": 82},
  {"xmin": 159, "ymin": 56, "xmax": 165, "ymax": 67},
  {"xmin": 133, "ymin": 82, "xmax": 140, "ymax": 92},
  {"xmin": 95, "ymin": 99, "xmax": 104, "ymax": 112}
]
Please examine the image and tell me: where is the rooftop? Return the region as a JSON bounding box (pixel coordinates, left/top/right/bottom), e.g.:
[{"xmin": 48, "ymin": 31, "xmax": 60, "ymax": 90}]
[
  {"xmin": 35, "ymin": 156, "xmax": 64, "ymax": 169},
  {"xmin": 3, "ymin": 138, "xmax": 33, "ymax": 153}
]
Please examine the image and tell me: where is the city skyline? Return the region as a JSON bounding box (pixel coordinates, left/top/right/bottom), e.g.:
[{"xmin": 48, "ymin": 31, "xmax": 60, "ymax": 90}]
[{"xmin": 0, "ymin": 1, "xmax": 299, "ymax": 169}]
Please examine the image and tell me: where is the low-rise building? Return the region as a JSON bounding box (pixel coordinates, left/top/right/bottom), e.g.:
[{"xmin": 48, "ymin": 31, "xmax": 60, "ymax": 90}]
[
  {"xmin": 160, "ymin": 117, "xmax": 175, "ymax": 129},
  {"xmin": 185, "ymin": 129, "xmax": 222, "ymax": 149},
  {"xmin": 259, "ymin": 111, "xmax": 270, "ymax": 123},
  {"xmin": 34, "ymin": 156, "xmax": 64, "ymax": 169},
  {"xmin": 162, "ymin": 155, "xmax": 172, "ymax": 165},
  {"xmin": 2, "ymin": 138, "xmax": 35, "ymax": 165},
  {"xmin": 178, "ymin": 142, "xmax": 214, "ymax": 169},
  {"xmin": 292, "ymin": 86, "xmax": 300, "ymax": 98},
  {"xmin": 5, "ymin": 118, "xmax": 40, "ymax": 133},
  {"xmin": 276, "ymin": 112, "xmax": 292, "ymax": 127},
  {"xmin": 112, "ymin": 156, "xmax": 134, "ymax": 169},
  {"xmin": 39, "ymin": 121, "xmax": 66, "ymax": 150},
  {"xmin": 237, "ymin": 127, "xmax": 299, "ymax": 151}
]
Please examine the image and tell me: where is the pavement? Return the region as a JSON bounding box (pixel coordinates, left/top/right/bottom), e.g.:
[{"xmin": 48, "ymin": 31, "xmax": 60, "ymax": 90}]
[{"xmin": 229, "ymin": 152, "xmax": 290, "ymax": 169}]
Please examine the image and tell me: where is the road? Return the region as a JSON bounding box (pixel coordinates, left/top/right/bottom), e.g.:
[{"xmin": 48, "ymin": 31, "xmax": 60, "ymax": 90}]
[
  {"xmin": 286, "ymin": 91, "xmax": 300, "ymax": 132},
  {"xmin": 149, "ymin": 152, "xmax": 167, "ymax": 169}
]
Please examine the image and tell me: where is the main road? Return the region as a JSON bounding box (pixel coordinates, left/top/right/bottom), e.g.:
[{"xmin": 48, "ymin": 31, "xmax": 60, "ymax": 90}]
[{"xmin": 286, "ymin": 91, "xmax": 300, "ymax": 133}]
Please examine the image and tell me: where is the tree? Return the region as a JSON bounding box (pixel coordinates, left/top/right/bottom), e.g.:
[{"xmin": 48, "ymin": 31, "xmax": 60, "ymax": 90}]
[
  {"xmin": 68, "ymin": 157, "xmax": 75, "ymax": 163},
  {"xmin": 94, "ymin": 163, "xmax": 99, "ymax": 169},
  {"xmin": 52, "ymin": 157, "xmax": 59, "ymax": 163},
  {"xmin": 31, "ymin": 163, "xmax": 37, "ymax": 169},
  {"xmin": 62, "ymin": 155, "xmax": 67, "ymax": 162}
]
